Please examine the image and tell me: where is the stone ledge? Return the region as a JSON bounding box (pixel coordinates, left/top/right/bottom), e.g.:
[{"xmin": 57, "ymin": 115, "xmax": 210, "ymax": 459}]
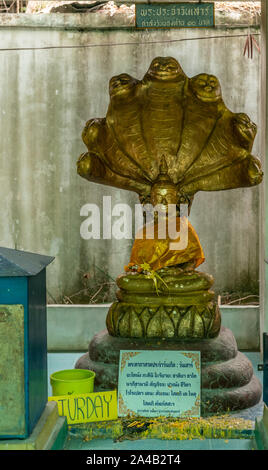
[
  {"xmin": 0, "ymin": 402, "xmax": 68, "ymax": 450},
  {"xmin": 0, "ymin": 10, "xmax": 261, "ymax": 30}
]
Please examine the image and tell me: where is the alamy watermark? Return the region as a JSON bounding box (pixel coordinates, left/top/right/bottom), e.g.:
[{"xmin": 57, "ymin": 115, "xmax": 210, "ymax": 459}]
[{"xmin": 80, "ymin": 196, "xmax": 189, "ymax": 251}]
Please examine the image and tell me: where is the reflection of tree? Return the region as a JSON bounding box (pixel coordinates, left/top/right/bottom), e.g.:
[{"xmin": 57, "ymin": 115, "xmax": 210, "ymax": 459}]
[
  {"xmin": 25, "ymin": 1, "xmax": 134, "ymax": 15},
  {"xmin": 0, "ymin": 1, "xmax": 19, "ymax": 13}
]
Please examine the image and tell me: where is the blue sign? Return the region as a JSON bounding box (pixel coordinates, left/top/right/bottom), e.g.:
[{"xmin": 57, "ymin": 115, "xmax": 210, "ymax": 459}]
[
  {"xmin": 135, "ymin": 3, "xmax": 215, "ymax": 29},
  {"xmin": 118, "ymin": 350, "xmax": 201, "ymax": 418}
]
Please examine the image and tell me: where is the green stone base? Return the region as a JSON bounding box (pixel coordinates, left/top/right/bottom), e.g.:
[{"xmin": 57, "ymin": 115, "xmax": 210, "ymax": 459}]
[
  {"xmin": 0, "ymin": 402, "xmax": 68, "ymax": 450},
  {"xmin": 107, "ymin": 301, "xmax": 220, "ymax": 339},
  {"xmin": 107, "ymin": 269, "xmax": 221, "ymax": 339}
]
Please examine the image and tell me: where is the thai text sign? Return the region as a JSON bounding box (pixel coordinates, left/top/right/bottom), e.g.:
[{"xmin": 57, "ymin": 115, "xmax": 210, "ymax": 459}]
[
  {"xmin": 118, "ymin": 350, "xmax": 201, "ymax": 418},
  {"xmin": 48, "ymin": 390, "xmax": 117, "ymax": 424},
  {"xmin": 135, "ymin": 3, "xmax": 215, "ymax": 28}
]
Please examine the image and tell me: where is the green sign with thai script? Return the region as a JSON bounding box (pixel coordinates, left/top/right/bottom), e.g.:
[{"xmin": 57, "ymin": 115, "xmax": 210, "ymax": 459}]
[
  {"xmin": 135, "ymin": 3, "xmax": 215, "ymax": 29},
  {"xmin": 118, "ymin": 350, "xmax": 201, "ymax": 418}
]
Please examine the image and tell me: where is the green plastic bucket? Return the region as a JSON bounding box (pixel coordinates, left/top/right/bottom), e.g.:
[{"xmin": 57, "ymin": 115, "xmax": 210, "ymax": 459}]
[{"xmin": 50, "ymin": 369, "xmax": 95, "ymax": 396}]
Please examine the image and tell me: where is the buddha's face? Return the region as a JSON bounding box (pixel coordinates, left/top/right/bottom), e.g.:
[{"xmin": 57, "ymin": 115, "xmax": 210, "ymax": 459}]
[
  {"xmin": 233, "ymin": 113, "xmax": 257, "ymax": 149},
  {"xmin": 145, "ymin": 57, "xmax": 184, "ymax": 82},
  {"xmin": 109, "ymin": 73, "xmax": 137, "ymax": 98},
  {"xmin": 190, "ymin": 74, "xmax": 222, "ymax": 103},
  {"xmin": 150, "ymin": 185, "xmax": 178, "ymax": 214}
]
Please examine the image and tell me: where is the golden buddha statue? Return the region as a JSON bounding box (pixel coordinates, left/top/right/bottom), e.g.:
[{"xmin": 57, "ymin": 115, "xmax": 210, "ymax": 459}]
[
  {"xmin": 105, "ymin": 158, "xmax": 219, "ymax": 339},
  {"xmin": 77, "ymin": 56, "xmax": 263, "ymax": 340}
]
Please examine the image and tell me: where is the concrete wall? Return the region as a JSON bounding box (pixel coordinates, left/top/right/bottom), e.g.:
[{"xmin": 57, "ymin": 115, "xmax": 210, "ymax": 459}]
[
  {"xmin": 47, "ymin": 304, "xmax": 261, "ymax": 351},
  {"xmin": 0, "ymin": 13, "xmax": 262, "ymax": 302}
]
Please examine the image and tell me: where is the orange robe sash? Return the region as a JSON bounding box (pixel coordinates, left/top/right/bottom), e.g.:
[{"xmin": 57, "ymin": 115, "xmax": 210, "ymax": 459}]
[{"xmin": 130, "ymin": 217, "xmax": 205, "ymax": 271}]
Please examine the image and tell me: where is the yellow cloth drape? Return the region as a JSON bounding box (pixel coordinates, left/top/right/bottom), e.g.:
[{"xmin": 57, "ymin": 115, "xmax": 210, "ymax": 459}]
[{"xmin": 130, "ymin": 217, "xmax": 205, "ymax": 271}]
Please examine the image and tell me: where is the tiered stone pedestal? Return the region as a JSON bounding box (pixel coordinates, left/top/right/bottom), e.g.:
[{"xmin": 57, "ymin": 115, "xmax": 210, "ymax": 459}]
[{"xmin": 75, "ymin": 326, "xmax": 262, "ymax": 415}]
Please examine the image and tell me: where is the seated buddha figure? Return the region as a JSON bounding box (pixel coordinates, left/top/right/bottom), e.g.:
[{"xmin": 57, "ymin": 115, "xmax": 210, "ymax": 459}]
[
  {"xmin": 129, "ymin": 158, "xmax": 205, "ymax": 273},
  {"xmin": 106, "ymin": 158, "xmax": 220, "ymax": 339}
]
